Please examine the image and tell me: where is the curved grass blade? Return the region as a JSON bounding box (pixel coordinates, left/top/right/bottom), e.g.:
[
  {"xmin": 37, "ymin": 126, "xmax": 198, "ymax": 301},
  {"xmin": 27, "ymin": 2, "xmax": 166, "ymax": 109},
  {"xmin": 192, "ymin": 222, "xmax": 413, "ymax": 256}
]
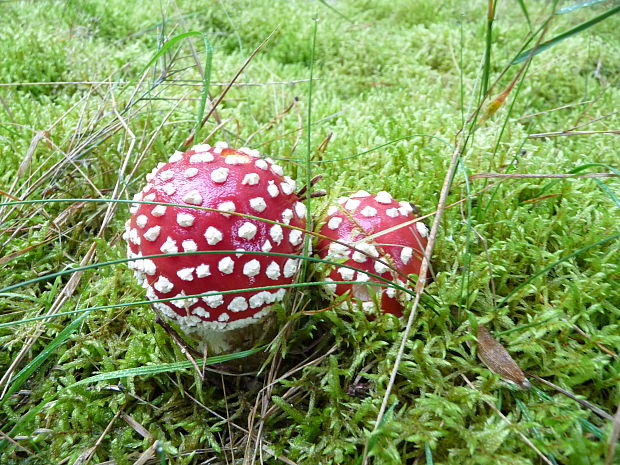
[
  {"xmin": 0, "ymin": 347, "xmax": 263, "ymax": 454},
  {"xmin": 513, "ymin": 5, "xmax": 620, "ymax": 64},
  {"xmin": 0, "ymin": 197, "xmax": 421, "ymax": 298},
  {"xmin": 593, "ymin": 178, "xmax": 620, "ymax": 209},
  {"xmin": 0, "ymin": 246, "xmax": 406, "ymax": 296},
  {"xmin": 71, "ymin": 346, "xmax": 264, "ymax": 387},
  {"xmin": 0, "ymin": 279, "xmax": 410, "ymax": 330},
  {"xmin": 128, "ymin": 31, "xmax": 204, "ymax": 89}
]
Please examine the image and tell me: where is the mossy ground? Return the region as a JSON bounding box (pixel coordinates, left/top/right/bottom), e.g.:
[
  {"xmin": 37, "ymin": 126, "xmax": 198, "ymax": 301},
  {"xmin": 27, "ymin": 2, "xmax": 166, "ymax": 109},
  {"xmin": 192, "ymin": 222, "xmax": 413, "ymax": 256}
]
[{"xmin": 0, "ymin": 1, "xmax": 619, "ymax": 464}]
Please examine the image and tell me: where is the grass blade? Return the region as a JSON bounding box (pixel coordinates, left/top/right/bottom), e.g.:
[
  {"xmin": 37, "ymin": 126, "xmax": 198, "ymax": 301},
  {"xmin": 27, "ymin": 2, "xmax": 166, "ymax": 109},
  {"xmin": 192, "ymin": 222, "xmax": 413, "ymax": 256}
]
[
  {"xmin": 425, "ymin": 443, "xmax": 434, "ymax": 464},
  {"xmin": 301, "ymin": 16, "xmax": 319, "ymax": 281},
  {"xmin": 193, "ymin": 35, "xmax": 213, "ymax": 144},
  {"xmin": 0, "ymin": 347, "xmax": 263, "ymax": 454},
  {"xmin": 517, "ymin": 0, "xmax": 532, "ymax": 30},
  {"xmin": 0, "ymin": 312, "xmax": 89, "ymax": 403},
  {"xmin": 317, "ymin": 0, "xmax": 354, "ymax": 22},
  {"xmin": 130, "ymin": 31, "xmax": 203, "ymax": 87},
  {"xmin": 71, "ymin": 347, "xmax": 264, "ymax": 387},
  {"xmin": 513, "ymin": 5, "xmax": 620, "ymax": 64},
  {"xmin": 594, "ymin": 179, "xmax": 620, "ymax": 209},
  {"xmin": 480, "ymin": 0, "xmax": 497, "ymax": 99},
  {"xmin": 556, "ymin": 0, "xmax": 611, "ymax": 15}
]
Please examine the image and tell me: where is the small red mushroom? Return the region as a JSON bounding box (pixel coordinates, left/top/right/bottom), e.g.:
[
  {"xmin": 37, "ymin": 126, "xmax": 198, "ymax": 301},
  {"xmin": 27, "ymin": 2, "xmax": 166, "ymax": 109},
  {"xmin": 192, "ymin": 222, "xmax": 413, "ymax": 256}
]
[
  {"xmin": 123, "ymin": 142, "xmax": 306, "ymax": 353},
  {"xmin": 317, "ymin": 190, "xmax": 428, "ymax": 317}
]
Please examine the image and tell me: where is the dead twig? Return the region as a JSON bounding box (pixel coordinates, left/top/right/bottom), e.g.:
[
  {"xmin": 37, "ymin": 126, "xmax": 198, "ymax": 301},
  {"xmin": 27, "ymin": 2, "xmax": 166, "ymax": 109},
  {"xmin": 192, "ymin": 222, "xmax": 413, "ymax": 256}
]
[
  {"xmin": 529, "ymin": 129, "xmax": 620, "ymax": 138},
  {"xmin": 469, "ymin": 172, "xmax": 618, "ymax": 180},
  {"xmin": 567, "ymin": 320, "xmax": 618, "ymax": 359},
  {"xmin": 72, "ymin": 409, "xmax": 122, "ymax": 465},
  {"xmin": 526, "ymin": 372, "xmax": 614, "ymax": 421}
]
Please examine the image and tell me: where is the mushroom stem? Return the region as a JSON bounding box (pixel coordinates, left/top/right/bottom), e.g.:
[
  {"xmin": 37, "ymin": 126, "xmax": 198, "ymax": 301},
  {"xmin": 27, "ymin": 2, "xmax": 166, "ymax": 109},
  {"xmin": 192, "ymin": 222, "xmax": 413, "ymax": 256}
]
[{"xmin": 193, "ymin": 312, "xmax": 277, "ymax": 354}]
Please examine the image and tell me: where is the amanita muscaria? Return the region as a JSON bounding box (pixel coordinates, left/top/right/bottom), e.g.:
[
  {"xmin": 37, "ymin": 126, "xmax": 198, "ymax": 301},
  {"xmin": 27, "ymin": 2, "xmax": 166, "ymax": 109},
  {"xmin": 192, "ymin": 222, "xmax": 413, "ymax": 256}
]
[
  {"xmin": 123, "ymin": 142, "xmax": 306, "ymax": 353},
  {"xmin": 317, "ymin": 190, "xmax": 429, "ymax": 317}
]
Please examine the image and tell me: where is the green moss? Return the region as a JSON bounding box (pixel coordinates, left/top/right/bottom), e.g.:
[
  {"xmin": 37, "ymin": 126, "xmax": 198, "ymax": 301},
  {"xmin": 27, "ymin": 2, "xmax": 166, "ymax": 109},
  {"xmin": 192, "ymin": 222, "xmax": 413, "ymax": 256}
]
[{"xmin": 1, "ymin": 0, "xmax": 619, "ymax": 463}]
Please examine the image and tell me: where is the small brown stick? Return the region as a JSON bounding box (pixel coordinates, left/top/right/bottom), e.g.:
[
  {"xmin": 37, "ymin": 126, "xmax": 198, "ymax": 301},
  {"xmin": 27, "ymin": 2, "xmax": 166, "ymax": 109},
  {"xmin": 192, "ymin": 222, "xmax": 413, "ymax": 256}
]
[
  {"xmin": 469, "ymin": 172, "xmax": 618, "ymax": 180},
  {"xmin": 296, "ymin": 174, "xmax": 323, "ymax": 198},
  {"xmin": 201, "ymin": 117, "xmax": 235, "ymax": 145},
  {"xmin": 368, "ymin": 137, "xmax": 464, "ymax": 459},
  {"xmin": 529, "ymin": 129, "xmax": 620, "ymax": 138},
  {"xmin": 316, "ymin": 132, "xmax": 333, "ymax": 155},
  {"xmin": 246, "ymin": 97, "xmax": 298, "ymax": 144},
  {"xmin": 152, "ymin": 307, "xmax": 204, "ymax": 370},
  {"xmin": 516, "ymin": 100, "xmax": 593, "ymax": 121},
  {"xmin": 566, "ymin": 320, "xmax": 618, "ymax": 358},
  {"xmin": 72, "ymin": 409, "xmax": 123, "ymax": 465},
  {"xmin": 121, "ymin": 412, "xmax": 153, "ymax": 440},
  {"xmin": 297, "ymin": 190, "xmax": 326, "ymax": 202},
  {"xmin": 131, "ymin": 441, "xmax": 158, "ymax": 465},
  {"xmin": 0, "ymin": 430, "xmax": 36, "ymax": 457},
  {"xmin": 0, "ymin": 239, "xmax": 55, "ymax": 267},
  {"xmin": 569, "ymin": 109, "xmax": 620, "ymax": 131},
  {"xmin": 521, "ymin": 194, "xmax": 562, "ymax": 204}
]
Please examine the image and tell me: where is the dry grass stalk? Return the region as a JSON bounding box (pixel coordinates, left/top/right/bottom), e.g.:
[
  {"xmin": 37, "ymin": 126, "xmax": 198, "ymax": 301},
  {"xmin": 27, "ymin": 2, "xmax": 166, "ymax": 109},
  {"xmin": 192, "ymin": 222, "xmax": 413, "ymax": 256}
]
[{"xmin": 469, "ymin": 172, "xmax": 618, "ymax": 180}]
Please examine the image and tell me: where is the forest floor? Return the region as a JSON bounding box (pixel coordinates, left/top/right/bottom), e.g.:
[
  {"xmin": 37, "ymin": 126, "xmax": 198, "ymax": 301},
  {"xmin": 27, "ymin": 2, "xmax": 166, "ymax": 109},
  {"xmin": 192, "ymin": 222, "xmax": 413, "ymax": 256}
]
[{"xmin": 0, "ymin": 1, "xmax": 619, "ymax": 464}]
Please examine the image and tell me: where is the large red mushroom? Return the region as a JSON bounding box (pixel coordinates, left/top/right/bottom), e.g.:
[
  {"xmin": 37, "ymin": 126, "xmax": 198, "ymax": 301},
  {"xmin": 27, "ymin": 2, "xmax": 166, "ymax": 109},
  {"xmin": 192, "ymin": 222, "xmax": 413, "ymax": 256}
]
[
  {"xmin": 123, "ymin": 142, "xmax": 306, "ymax": 353},
  {"xmin": 317, "ymin": 190, "xmax": 428, "ymax": 317}
]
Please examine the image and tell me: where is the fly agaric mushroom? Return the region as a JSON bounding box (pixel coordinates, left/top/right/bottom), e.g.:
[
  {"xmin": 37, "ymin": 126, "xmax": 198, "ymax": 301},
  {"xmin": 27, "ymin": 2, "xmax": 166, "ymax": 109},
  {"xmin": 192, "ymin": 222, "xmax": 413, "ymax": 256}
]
[
  {"xmin": 317, "ymin": 190, "xmax": 428, "ymax": 317},
  {"xmin": 123, "ymin": 142, "xmax": 306, "ymax": 353}
]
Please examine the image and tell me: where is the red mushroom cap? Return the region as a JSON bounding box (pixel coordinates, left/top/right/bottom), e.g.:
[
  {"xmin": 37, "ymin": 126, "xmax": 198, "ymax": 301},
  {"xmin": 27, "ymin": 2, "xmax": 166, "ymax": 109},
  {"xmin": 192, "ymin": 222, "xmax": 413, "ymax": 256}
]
[
  {"xmin": 123, "ymin": 142, "xmax": 306, "ymax": 338},
  {"xmin": 317, "ymin": 190, "xmax": 428, "ymax": 317}
]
